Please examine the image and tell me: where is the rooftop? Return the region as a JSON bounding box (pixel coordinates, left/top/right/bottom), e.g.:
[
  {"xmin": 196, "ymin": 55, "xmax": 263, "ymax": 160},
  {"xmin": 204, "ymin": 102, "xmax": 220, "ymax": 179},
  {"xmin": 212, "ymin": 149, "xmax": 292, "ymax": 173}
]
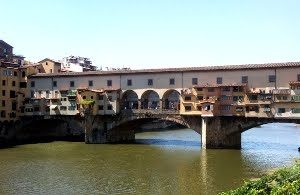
[
  {"xmin": 0, "ymin": 40, "xmax": 13, "ymax": 48},
  {"xmin": 29, "ymin": 61, "xmax": 300, "ymax": 78}
]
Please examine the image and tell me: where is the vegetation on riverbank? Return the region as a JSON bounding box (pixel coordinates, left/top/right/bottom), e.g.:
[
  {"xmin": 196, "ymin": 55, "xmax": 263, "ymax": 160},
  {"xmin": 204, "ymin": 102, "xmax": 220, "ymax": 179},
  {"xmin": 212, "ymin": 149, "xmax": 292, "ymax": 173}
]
[{"xmin": 220, "ymin": 160, "xmax": 300, "ymax": 194}]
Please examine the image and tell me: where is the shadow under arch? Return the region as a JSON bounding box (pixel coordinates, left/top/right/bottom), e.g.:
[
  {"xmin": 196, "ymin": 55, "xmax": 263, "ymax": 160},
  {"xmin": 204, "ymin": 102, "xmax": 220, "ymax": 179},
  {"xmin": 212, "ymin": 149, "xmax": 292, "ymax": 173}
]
[
  {"xmin": 162, "ymin": 89, "xmax": 180, "ymax": 110},
  {"xmin": 141, "ymin": 90, "xmax": 160, "ymax": 109},
  {"xmin": 121, "ymin": 90, "xmax": 139, "ymax": 109}
]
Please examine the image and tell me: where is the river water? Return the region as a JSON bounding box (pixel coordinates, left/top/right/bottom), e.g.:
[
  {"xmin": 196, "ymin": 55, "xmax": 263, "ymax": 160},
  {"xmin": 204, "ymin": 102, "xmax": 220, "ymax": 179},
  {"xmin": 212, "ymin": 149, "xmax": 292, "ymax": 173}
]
[{"xmin": 0, "ymin": 123, "xmax": 299, "ymax": 195}]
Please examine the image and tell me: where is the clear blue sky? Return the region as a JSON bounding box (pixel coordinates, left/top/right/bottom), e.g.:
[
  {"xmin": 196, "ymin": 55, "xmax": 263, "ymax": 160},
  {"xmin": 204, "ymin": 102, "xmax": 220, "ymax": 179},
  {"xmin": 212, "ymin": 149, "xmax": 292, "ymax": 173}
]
[{"xmin": 1, "ymin": 0, "xmax": 300, "ymax": 69}]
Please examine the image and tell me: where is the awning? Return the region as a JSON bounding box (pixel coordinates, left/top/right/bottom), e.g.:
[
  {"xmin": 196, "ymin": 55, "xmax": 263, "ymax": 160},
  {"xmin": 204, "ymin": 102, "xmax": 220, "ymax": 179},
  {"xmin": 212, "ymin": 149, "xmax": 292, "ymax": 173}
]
[{"xmin": 50, "ymin": 105, "xmax": 58, "ymax": 110}]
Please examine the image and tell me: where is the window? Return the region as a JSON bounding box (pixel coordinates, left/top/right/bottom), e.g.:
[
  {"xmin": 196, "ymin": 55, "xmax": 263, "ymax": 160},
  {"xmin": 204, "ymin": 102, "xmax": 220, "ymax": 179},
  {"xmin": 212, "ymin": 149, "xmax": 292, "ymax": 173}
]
[
  {"xmin": 2, "ymin": 90, "xmax": 5, "ymax": 96},
  {"xmin": 184, "ymin": 96, "xmax": 192, "ymax": 101},
  {"xmin": 292, "ymin": 95, "xmax": 300, "ymax": 101},
  {"xmin": 33, "ymin": 106, "xmax": 40, "ymax": 112},
  {"xmin": 221, "ymin": 105, "xmax": 231, "ymax": 110},
  {"xmin": 98, "ymin": 105, "xmax": 104, "ymax": 110},
  {"xmin": 10, "ymin": 91, "xmax": 16, "ymax": 98},
  {"xmin": 2, "ymin": 100, "xmax": 5, "ymax": 107},
  {"xmin": 192, "ymin": 78, "xmax": 198, "ymax": 85},
  {"xmin": 278, "ymin": 108, "xmax": 286, "ymax": 113},
  {"xmin": 292, "ymin": 108, "xmax": 300, "ymax": 113},
  {"xmin": 197, "ymin": 96, "xmax": 203, "ymax": 100},
  {"xmin": 236, "ymin": 107, "xmax": 243, "ymax": 112},
  {"xmin": 246, "ymin": 106, "xmax": 259, "ymax": 112},
  {"xmin": 22, "ymin": 71, "xmax": 26, "ymax": 77},
  {"xmin": 14, "ymin": 71, "xmax": 17, "ymax": 76},
  {"xmin": 148, "ymin": 79, "xmax": 153, "ymax": 86},
  {"xmin": 242, "ymin": 76, "xmax": 248, "ymax": 83},
  {"xmin": 269, "ymin": 75, "xmax": 276, "ymax": 83},
  {"xmin": 169, "ymin": 78, "xmax": 175, "ymax": 85},
  {"xmin": 98, "ymin": 95, "xmax": 104, "ymax": 100},
  {"xmin": 70, "ymin": 81, "xmax": 75, "ymax": 87},
  {"xmin": 233, "ymin": 96, "xmax": 243, "ymax": 102},
  {"xmin": 107, "ymin": 80, "xmax": 112, "ymax": 87},
  {"xmin": 1, "ymin": 111, "xmax": 6, "ymax": 118},
  {"xmin": 221, "ymin": 95, "xmax": 230, "ymax": 101},
  {"xmin": 217, "ymin": 77, "xmax": 222, "ymax": 84},
  {"xmin": 197, "ymin": 106, "xmax": 202, "ymax": 111},
  {"xmin": 107, "ymin": 105, "xmax": 113, "ymax": 110},
  {"xmin": 12, "ymin": 81, "xmax": 15, "ymax": 87},
  {"xmin": 185, "ymin": 106, "xmax": 192, "ymax": 111},
  {"xmin": 90, "ymin": 96, "xmax": 94, "ymax": 100},
  {"xmin": 208, "ymin": 88, "xmax": 215, "ymax": 92},
  {"xmin": 50, "ymin": 69, "xmax": 53, "ymax": 73},
  {"xmin": 222, "ymin": 87, "xmax": 230, "ymax": 92},
  {"xmin": 60, "ymin": 106, "xmax": 67, "ymax": 111},
  {"xmin": 2, "ymin": 80, "xmax": 6, "ymax": 86},
  {"xmin": 233, "ymin": 86, "xmax": 243, "ymax": 92},
  {"xmin": 18, "ymin": 79, "xmax": 25, "ymax": 89},
  {"xmin": 68, "ymin": 106, "xmax": 76, "ymax": 111},
  {"xmin": 197, "ymin": 87, "xmax": 203, "ymax": 91},
  {"xmin": 88, "ymin": 80, "xmax": 93, "ymax": 87},
  {"xmin": 53, "ymin": 81, "xmax": 57, "ymax": 87},
  {"xmin": 298, "ymin": 74, "xmax": 300, "ymax": 82},
  {"xmin": 83, "ymin": 96, "xmax": 86, "ymax": 99},
  {"xmin": 263, "ymin": 105, "xmax": 271, "ymax": 112},
  {"xmin": 127, "ymin": 79, "xmax": 132, "ymax": 86},
  {"xmin": 30, "ymin": 81, "xmax": 35, "ymax": 87},
  {"xmin": 249, "ymin": 94, "xmax": 258, "ymax": 100}
]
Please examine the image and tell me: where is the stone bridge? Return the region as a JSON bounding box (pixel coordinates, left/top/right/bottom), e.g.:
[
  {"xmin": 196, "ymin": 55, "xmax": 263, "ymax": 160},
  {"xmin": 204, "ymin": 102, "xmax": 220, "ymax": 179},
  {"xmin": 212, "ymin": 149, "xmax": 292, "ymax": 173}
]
[
  {"xmin": 82, "ymin": 109, "xmax": 300, "ymax": 149},
  {"xmin": 1, "ymin": 110, "xmax": 299, "ymax": 149}
]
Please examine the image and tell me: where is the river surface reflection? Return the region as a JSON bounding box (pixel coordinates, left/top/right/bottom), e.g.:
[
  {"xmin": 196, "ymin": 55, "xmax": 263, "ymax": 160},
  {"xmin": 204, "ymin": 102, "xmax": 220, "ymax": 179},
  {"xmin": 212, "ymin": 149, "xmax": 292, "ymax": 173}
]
[{"xmin": 0, "ymin": 123, "xmax": 299, "ymax": 194}]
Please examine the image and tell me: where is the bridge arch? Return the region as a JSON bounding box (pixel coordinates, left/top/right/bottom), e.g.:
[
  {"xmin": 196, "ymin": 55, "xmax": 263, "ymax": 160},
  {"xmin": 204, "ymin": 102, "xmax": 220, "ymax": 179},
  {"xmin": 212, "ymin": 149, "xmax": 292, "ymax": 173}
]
[
  {"xmin": 121, "ymin": 90, "xmax": 139, "ymax": 109},
  {"xmin": 162, "ymin": 89, "xmax": 180, "ymax": 110},
  {"xmin": 141, "ymin": 90, "xmax": 160, "ymax": 109}
]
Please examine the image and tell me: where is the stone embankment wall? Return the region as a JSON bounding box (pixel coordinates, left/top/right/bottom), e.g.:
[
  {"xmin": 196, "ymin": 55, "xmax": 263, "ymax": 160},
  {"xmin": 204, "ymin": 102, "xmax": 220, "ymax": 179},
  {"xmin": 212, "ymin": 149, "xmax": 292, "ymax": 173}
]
[{"xmin": 0, "ymin": 117, "xmax": 85, "ymax": 147}]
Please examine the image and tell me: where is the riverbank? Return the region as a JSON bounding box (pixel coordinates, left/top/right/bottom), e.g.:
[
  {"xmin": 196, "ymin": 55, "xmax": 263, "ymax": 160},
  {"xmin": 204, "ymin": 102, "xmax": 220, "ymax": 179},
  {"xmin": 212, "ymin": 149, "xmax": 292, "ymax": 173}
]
[{"xmin": 220, "ymin": 160, "xmax": 300, "ymax": 194}]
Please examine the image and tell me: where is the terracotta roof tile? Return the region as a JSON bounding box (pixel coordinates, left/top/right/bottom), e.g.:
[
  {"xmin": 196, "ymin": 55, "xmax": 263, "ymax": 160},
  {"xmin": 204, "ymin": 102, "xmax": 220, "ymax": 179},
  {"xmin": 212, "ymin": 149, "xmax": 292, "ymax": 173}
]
[{"xmin": 29, "ymin": 61, "xmax": 300, "ymax": 78}]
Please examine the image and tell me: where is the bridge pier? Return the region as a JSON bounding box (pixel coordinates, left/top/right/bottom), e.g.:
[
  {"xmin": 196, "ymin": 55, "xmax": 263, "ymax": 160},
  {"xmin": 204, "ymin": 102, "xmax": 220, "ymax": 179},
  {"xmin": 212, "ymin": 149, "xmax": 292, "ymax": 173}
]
[{"xmin": 201, "ymin": 117, "xmax": 242, "ymax": 149}]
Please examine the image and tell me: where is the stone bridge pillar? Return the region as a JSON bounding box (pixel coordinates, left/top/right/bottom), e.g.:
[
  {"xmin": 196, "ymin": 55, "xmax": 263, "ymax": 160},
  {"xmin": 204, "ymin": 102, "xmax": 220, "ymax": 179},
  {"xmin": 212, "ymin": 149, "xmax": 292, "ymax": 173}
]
[
  {"xmin": 138, "ymin": 99, "xmax": 142, "ymax": 109},
  {"xmin": 201, "ymin": 117, "xmax": 242, "ymax": 149}
]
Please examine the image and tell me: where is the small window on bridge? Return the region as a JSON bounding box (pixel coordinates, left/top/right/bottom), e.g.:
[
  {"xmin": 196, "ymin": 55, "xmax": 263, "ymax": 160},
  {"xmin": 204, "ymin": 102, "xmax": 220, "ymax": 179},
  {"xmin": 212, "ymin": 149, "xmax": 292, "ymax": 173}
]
[
  {"xmin": 184, "ymin": 106, "xmax": 192, "ymax": 111},
  {"xmin": 222, "ymin": 87, "xmax": 230, "ymax": 92},
  {"xmin": 88, "ymin": 80, "xmax": 93, "ymax": 87},
  {"xmin": 278, "ymin": 108, "xmax": 286, "ymax": 113},
  {"xmin": 197, "ymin": 96, "xmax": 203, "ymax": 100},
  {"xmin": 208, "ymin": 88, "xmax": 215, "ymax": 92},
  {"xmin": 192, "ymin": 78, "xmax": 198, "ymax": 85},
  {"xmin": 98, "ymin": 95, "xmax": 104, "ymax": 100},
  {"xmin": 217, "ymin": 77, "xmax": 222, "ymax": 84},
  {"xmin": 269, "ymin": 75, "xmax": 276, "ymax": 83},
  {"xmin": 107, "ymin": 80, "xmax": 112, "ymax": 87},
  {"xmin": 184, "ymin": 96, "xmax": 192, "ymax": 101},
  {"xmin": 127, "ymin": 79, "xmax": 132, "ymax": 86},
  {"xmin": 242, "ymin": 76, "xmax": 248, "ymax": 83},
  {"xmin": 169, "ymin": 78, "xmax": 175, "ymax": 85},
  {"xmin": 148, "ymin": 79, "xmax": 153, "ymax": 86}
]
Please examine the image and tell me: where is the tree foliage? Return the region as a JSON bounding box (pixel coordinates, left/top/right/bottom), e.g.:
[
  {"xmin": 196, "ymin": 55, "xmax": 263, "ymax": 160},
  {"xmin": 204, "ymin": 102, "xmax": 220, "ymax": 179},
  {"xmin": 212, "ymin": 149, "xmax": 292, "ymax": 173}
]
[{"xmin": 220, "ymin": 161, "xmax": 300, "ymax": 195}]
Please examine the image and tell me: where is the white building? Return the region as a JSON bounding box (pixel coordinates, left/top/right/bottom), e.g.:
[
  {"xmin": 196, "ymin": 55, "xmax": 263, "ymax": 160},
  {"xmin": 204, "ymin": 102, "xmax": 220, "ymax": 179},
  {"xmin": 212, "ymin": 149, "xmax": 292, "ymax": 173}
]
[{"xmin": 60, "ymin": 56, "xmax": 96, "ymax": 72}]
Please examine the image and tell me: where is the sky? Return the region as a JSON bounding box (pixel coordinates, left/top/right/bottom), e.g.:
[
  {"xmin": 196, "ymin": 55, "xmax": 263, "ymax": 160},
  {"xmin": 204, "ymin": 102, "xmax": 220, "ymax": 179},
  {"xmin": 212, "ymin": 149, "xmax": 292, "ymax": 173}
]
[{"xmin": 1, "ymin": 0, "xmax": 300, "ymax": 69}]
